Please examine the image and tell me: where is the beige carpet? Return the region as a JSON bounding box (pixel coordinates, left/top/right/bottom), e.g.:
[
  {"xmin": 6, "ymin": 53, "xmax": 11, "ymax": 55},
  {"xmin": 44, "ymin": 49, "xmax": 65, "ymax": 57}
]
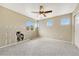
[{"xmin": 0, "ymin": 37, "xmax": 79, "ymax": 56}]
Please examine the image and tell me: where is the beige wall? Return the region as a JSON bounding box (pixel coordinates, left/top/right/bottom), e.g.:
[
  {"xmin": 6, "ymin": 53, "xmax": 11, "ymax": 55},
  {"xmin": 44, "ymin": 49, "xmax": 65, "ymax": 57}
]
[
  {"xmin": 0, "ymin": 5, "xmax": 74, "ymax": 47},
  {"xmin": 38, "ymin": 13, "xmax": 72, "ymax": 42},
  {"xmin": 0, "ymin": 6, "xmax": 38, "ymax": 47}
]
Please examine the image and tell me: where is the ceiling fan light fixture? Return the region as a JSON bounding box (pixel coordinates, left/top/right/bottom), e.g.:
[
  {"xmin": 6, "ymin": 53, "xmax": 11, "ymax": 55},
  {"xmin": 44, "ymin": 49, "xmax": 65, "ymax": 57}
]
[{"xmin": 32, "ymin": 5, "xmax": 52, "ymax": 17}]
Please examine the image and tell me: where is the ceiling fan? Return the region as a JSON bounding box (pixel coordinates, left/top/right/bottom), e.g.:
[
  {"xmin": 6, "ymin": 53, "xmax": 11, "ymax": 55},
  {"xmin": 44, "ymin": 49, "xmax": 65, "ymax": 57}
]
[{"xmin": 32, "ymin": 5, "xmax": 52, "ymax": 17}]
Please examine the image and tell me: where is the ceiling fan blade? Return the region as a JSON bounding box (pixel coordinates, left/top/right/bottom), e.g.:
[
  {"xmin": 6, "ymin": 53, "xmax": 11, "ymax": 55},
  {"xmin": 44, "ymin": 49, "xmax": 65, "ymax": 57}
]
[
  {"xmin": 44, "ymin": 10, "xmax": 52, "ymax": 13},
  {"xmin": 32, "ymin": 12, "xmax": 39, "ymax": 13},
  {"xmin": 43, "ymin": 13, "xmax": 46, "ymax": 17}
]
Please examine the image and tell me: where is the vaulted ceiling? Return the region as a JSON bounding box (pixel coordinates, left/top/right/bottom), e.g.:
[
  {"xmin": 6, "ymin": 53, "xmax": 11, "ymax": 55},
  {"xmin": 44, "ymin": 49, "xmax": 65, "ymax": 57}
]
[{"xmin": 0, "ymin": 3, "xmax": 78, "ymax": 20}]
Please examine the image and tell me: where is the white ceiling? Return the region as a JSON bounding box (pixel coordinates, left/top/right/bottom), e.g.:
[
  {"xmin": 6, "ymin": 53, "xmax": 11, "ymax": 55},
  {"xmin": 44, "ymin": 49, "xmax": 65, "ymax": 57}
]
[{"xmin": 0, "ymin": 3, "xmax": 78, "ymax": 20}]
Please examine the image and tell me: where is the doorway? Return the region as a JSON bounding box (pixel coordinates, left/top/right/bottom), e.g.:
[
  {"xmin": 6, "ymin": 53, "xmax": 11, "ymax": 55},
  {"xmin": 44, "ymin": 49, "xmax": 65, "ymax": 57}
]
[{"xmin": 75, "ymin": 13, "xmax": 79, "ymax": 48}]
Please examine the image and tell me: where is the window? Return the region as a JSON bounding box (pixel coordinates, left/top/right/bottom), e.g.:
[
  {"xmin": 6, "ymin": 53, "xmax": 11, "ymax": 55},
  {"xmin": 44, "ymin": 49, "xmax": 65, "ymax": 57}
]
[
  {"xmin": 26, "ymin": 21, "xmax": 34, "ymax": 30},
  {"xmin": 47, "ymin": 20, "xmax": 53, "ymax": 27},
  {"xmin": 60, "ymin": 18, "xmax": 70, "ymax": 26},
  {"xmin": 26, "ymin": 21, "xmax": 33, "ymax": 27}
]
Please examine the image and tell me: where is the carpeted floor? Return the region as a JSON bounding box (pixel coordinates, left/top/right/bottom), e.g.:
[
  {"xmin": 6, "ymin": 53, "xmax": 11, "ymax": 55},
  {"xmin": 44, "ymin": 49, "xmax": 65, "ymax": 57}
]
[{"xmin": 0, "ymin": 37, "xmax": 79, "ymax": 56}]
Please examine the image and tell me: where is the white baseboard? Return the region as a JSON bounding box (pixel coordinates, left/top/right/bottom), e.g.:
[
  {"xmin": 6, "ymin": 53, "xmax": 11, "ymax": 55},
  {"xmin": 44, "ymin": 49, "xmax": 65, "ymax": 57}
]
[
  {"xmin": 0, "ymin": 39, "xmax": 30, "ymax": 49},
  {"xmin": 40, "ymin": 36, "xmax": 72, "ymax": 44}
]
